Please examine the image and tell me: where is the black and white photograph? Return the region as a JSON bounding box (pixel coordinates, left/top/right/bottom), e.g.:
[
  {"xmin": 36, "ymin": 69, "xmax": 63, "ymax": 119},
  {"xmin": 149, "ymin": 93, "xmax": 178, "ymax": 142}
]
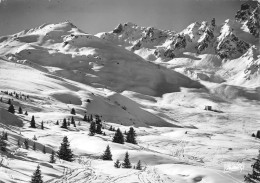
[{"xmin": 0, "ymin": 0, "xmax": 259, "ymax": 182}]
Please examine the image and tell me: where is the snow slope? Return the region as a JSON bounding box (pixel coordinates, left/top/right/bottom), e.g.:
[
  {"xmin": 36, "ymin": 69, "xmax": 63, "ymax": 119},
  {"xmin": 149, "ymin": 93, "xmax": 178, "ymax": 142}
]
[{"xmin": 0, "ymin": 3, "xmax": 259, "ymax": 183}]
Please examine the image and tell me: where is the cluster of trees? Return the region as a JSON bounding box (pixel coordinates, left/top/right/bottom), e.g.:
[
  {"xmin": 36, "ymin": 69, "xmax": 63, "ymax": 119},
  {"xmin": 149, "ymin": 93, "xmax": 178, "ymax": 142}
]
[
  {"xmin": 114, "ymin": 152, "xmax": 142, "ymax": 170},
  {"xmin": 7, "ymin": 102, "xmax": 28, "ymax": 115},
  {"xmin": 245, "ymin": 149, "xmax": 260, "ymax": 182},
  {"xmin": 252, "ymin": 130, "xmax": 260, "ymax": 139},
  {"xmin": 1, "ymin": 90, "xmax": 30, "ymax": 100},
  {"xmin": 88, "ymin": 115, "xmax": 103, "ymax": 136},
  {"xmin": 112, "ymin": 127, "xmax": 137, "ymax": 145},
  {"xmin": 30, "ymin": 139, "xmax": 68, "ymax": 183},
  {"xmin": 101, "ymin": 145, "xmax": 142, "ymax": 170},
  {"xmin": 60, "ymin": 117, "xmax": 77, "ymax": 129}
]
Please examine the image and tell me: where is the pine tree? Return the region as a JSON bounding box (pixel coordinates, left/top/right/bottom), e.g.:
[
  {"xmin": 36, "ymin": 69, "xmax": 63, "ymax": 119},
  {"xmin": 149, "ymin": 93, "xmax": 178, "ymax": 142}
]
[
  {"xmin": 102, "ymin": 145, "xmax": 113, "ymax": 160},
  {"xmin": 96, "ymin": 123, "xmax": 102, "ymax": 134},
  {"xmin": 0, "ymin": 135, "xmax": 7, "ymax": 151},
  {"xmin": 0, "ymin": 97, "xmax": 2, "ymax": 102},
  {"xmin": 136, "ymin": 160, "xmax": 142, "ymax": 170},
  {"xmin": 7, "ymin": 99, "xmax": 11, "ymax": 105},
  {"xmin": 2, "ymin": 132, "xmax": 8, "ymax": 140},
  {"xmin": 30, "ymin": 115, "xmax": 36, "ymax": 128},
  {"xmin": 245, "ymin": 149, "xmax": 260, "ymax": 182},
  {"xmin": 71, "ymin": 116, "xmax": 75, "ymax": 125},
  {"xmin": 71, "ymin": 108, "xmax": 76, "ymax": 115},
  {"xmin": 18, "ymin": 106, "xmax": 23, "ymax": 114},
  {"xmin": 31, "ymin": 165, "xmax": 43, "ymax": 183},
  {"xmin": 74, "ymin": 122, "xmax": 76, "ymax": 127},
  {"xmin": 18, "ymin": 139, "xmax": 21, "ymax": 147},
  {"xmin": 25, "ymin": 111, "xmax": 28, "ymax": 115},
  {"xmin": 33, "ymin": 135, "xmax": 37, "ymax": 141},
  {"xmin": 109, "ymin": 125, "xmax": 113, "ymax": 131},
  {"xmin": 41, "ymin": 121, "xmax": 44, "ymax": 130},
  {"xmin": 56, "ymin": 120, "xmax": 59, "ymax": 125},
  {"xmin": 112, "ymin": 128, "xmax": 124, "ymax": 144},
  {"xmin": 257, "ymin": 131, "xmax": 260, "ymax": 139},
  {"xmin": 24, "ymin": 139, "xmax": 29, "ymax": 149},
  {"xmin": 89, "ymin": 122, "xmax": 96, "ymax": 136},
  {"xmin": 90, "ymin": 114, "xmax": 93, "ymax": 121},
  {"xmin": 83, "ymin": 114, "xmax": 87, "ymax": 121},
  {"xmin": 114, "ymin": 159, "xmax": 121, "ymax": 168},
  {"xmin": 122, "ymin": 152, "xmax": 131, "ymax": 168},
  {"xmin": 50, "ymin": 150, "xmax": 56, "ymax": 163},
  {"xmin": 33, "ymin": 142, "xmax": 36, "ymax": 151},
  {"xmin": 126, "ymin": 127, "xmax": 137, "ymax": 144},
  {"xmin": 57, "ymin": 136, "xmax": 74, "ymax": 162},
  {"xmin": 8, "ymin": 104, "xmax": 15, "ymax": 114},
  {"xmin": 61, "ymin": 118, "xmax": 67, "ymax": 129},
  {"xmin": 42, "ymin": 146, "xmax": 46, "ymax": 154}
]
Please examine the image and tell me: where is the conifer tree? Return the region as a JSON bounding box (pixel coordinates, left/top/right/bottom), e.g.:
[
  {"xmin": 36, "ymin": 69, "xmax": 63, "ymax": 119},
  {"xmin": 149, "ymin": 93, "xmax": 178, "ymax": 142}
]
[
  {"xmin": 0, "ymin": 97, "xmax": 2, "ymax": 102},
  {"xmin": 245, "ymin": 149, "xmax": 260, "ymax": 182},
  {"xmin": 122, "ymin": 152, "xmax": 131, "ymax": 168},
  {"xmin": 136, "ymin": 160, "xmax": 142, "ymax": 170},
  {"xmin": 33, "ymin": 142, "xmax": 36, "ymax": 151},
  {"xmin": 96, "ymin": 123, "xmax": 102, "ymax": 134},
  {"xmin": 126, "ymin": 127, "xmax": 137, "ymax": 144},
  {"xmin": 112, "ymin": 128, "xmax": 124, "ymax": 144},
  {"xmin": 114, "ymin": 159, "xmax": 121, "ymax": 168},
  {"xmin": 61, "ymin": 118, "xmax": 67, "ymax": 129},
  {"xmin": 50, "ymin": 150, "xmax": 56, "ymax": 163},
  {"xmin": 30, "ymin": 115, "xmax": 36, "ymax": 128},
  {"xmin": 41, "ymin": 121, "xmax": 44, "ymax": 130},
  {"xmin": 71, "ymin": 108, "xmax": 76, "ymax": 115},
  {"xmin": 18, "ymin": 139, "xmax": 21, "ymax": 147},
  {"xmin": 8, "ymin": 104, "xmax": 15, "ymax": 114},
  {"xmin": 42, "ymin": 146, "xmax": 46, "ymax": 154},
  {"xmin": 24, "ymin": 139, "xmax": 29, "ymax": 149},
  {"xmin": 102, "ymin": 145, "xmax": 113, "ymax": 160},
  {"xmin": 89, "ymin": 122, "xmax": 96, "ymax": 136},
  {"xmin": 90, "ymin": 114, "xmax": 93, "ymax": 121},
  {"xmin": 33, "ymin": 135, "xmax": 37, "ymax": 141},
  {"xmin": 7, "ymin": 99, "xmax": 11, "ymax": 105},
  {"xmin": 25, "ymin": 111, "xmax": 28, "ymax": 115},
  {"xmin": 18, "ymin": 106, "xmax": 23, "ymax": 114},
  {"xmin": 30, "ymin": 165, "xmax": 43, "ymax": 183},
  {"xmin": 109, "ymin": 125, "xmax": 113, "ymax": 131},
  {"xmin": 0, "ymin": 135, "xmax": 7, "ymax": 151},
  {"xmin": 2, "ymin": 132, "xmax": 8, "ymax": 140},
  {"xmin": 71, "ymin": 116, "xmax": 75, "ymax": 125},
  {"xmin": 83, "ymin": 114, "xmax": 87, "ymax": 121},
  {"xmin": 56, "ymin": 120, "xmax": 59, "ymax": 125},
  {"xmin": 57, "ymin": 136, "xmax": 74, "ymax": 162}
]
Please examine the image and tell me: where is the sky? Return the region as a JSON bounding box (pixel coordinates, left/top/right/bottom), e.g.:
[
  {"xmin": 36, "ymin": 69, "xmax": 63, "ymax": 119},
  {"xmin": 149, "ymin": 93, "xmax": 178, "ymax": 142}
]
[{"xmin": 0, "ymin": 0, "xmax": 256, "ymax": 36}]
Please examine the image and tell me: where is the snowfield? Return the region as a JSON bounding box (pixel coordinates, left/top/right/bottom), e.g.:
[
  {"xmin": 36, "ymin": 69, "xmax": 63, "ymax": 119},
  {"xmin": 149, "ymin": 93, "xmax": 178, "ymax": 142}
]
[{"xmin": 0, "ymin": 4, "xmax": 260, "ymax": 182}]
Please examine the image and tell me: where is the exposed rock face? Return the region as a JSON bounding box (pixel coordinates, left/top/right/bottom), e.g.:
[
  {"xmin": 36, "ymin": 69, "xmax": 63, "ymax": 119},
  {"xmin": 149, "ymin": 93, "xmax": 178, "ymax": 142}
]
[
  {"xmin": 235, "ymin": 3, "xmax": 260, "ymax": 38},
  {"xmin": 216, "ymin": 20, "xmax": 250, "ymax": 59}
]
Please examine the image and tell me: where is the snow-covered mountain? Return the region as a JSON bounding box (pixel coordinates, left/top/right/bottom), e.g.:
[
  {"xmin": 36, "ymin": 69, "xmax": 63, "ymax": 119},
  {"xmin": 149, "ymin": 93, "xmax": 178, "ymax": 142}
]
[
  {"xmin": 0, "ymin": 2, "xmax": 260, "ymax": 183},
  {"xmin": 0, "ymin": 21, "xmax": 202, "ymax": 98}
]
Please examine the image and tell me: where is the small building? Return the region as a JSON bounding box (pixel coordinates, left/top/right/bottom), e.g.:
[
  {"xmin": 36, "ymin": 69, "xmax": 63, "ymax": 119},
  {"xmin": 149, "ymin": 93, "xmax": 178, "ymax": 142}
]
[{"xmin": 205, "ymin": 106, "xmax": 212, "ymax": 111}]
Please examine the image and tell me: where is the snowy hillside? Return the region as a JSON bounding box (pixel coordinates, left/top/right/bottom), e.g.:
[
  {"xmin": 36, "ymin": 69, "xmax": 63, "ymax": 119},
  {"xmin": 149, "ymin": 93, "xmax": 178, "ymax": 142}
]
[{"xmin": 0, "ymin": 2, "xmax": 259, "ymax": 183}]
